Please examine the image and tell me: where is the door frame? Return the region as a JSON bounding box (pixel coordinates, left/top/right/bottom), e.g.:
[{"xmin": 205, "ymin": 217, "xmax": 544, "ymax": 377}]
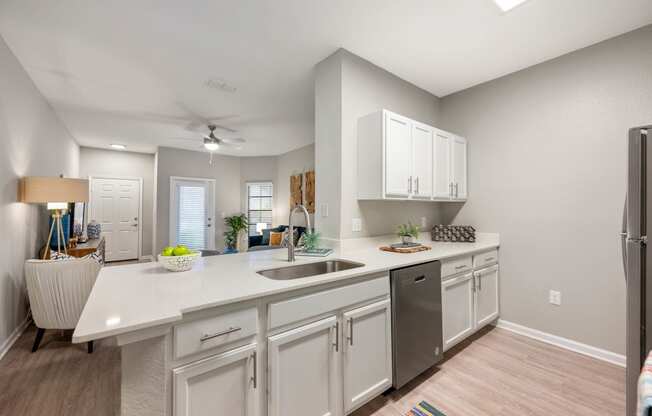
[
  {"xmin": 88, "ymin": 175, "xmax": 144, "ymax": 261},
  {"xmin": 169, "ymin": 176, "xmax": 217, "ymax": 250}
]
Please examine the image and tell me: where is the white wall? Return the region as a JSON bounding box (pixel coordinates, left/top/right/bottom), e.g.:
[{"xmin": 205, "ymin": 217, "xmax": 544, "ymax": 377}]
[
  {"xmin": 438, "ymin": 25, "xmax": 652, "ymax": 354},
  {"xmin": 315, "ymin": 49, "xmax": 443, "ymax": 240},
  {"xmin": 0, "ymin": 35, "xmax": 79, "ymax": 353},
  {"xmin": 79, "ymin": 147, "xmax": 155, "ymax": 256},
  {"xmin": 276, "ymin": 144, "xmax": 315, "ymax": 227},
  {"xmin": 155, "ymin": 147, "xmax": 241, "ymax": 253}
]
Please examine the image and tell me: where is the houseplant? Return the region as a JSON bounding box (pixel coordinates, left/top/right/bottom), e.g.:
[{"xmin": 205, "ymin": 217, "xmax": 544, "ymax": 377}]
[
  {"xmin": 224, "ymin": 213, "xmax": 249, "ymax": 252},
  {"xmin": 301, "ymin": 230, "xmax": 321, "ymax": 251},
  {"xmin": 397, "ymin": 222, "xmax": 419, "ymax": 245}
]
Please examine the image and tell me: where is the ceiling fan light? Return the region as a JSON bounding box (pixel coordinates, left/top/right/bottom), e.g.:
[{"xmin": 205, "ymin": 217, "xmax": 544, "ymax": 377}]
[{"xmin": 204, "ymin": 142, "xmax": 219, "ymax": 151}]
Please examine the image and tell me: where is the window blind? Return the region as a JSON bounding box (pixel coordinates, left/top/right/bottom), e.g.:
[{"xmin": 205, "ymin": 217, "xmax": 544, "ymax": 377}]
[
  {"xmin": 247, "ymin": 182, "xmax": 273, "ymax": 236},
  {"xmin": 176, "ymin": 184, "xmax": 207, "ymax": 250}
]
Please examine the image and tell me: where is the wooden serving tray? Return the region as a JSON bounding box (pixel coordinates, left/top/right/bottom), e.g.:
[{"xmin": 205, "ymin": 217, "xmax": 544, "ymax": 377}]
[{"xmin": 379, "ymin": 245, "xmax": 432, "ymax": 254}]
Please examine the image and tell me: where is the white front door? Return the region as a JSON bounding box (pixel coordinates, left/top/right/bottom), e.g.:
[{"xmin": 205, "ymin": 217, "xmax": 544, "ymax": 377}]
[
  {"xmin": 90, "ymin": 177, "xmax": 141, "ymax": 262},
  {"xmin": 170, "ymin": 177, "xmax": 216, "ymax": 251}
]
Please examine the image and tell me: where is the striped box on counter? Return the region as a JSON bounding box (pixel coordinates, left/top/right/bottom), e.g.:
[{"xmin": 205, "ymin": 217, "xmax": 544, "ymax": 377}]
[{"xmin": 431, "ymin": 225, "xmax": 476, "ymax": 243}]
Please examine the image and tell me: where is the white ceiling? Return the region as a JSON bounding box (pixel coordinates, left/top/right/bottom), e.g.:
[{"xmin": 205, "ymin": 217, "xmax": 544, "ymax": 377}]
[{"xmin": 1, "ymin": 0, "xmax": 651, "ymax": 155}]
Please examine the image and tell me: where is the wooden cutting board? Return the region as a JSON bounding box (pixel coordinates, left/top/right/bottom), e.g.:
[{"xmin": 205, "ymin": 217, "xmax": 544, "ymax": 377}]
[{"xmin": 379, "ymin": 245, "xmax": 432, "ymax": 254}]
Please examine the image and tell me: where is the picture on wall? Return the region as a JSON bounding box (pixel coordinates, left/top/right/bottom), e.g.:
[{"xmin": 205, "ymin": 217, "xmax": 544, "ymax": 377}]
[
  {"xmin": 304, "ymin": 170, "xmax": 315, "ymax": 214},
  {"xmin": 290, "ymin": 174, "xmax": 302, "ymax": 209}
]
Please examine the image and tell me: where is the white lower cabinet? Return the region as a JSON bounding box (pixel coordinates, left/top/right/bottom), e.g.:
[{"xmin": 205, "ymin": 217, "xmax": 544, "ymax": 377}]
[
  {"xmin": 342, "ymin": 299, "xmax": 392, "ymax": 414},
  {"xmin": 268, "ymin": 316, "xmax": 339, "ymax": 416},
  {"xmin": 441, "ymin": 273, "xmax": 475, "ymax": 351},
  {"xmin": 442, "ymin": 263, "xmax": 500, "ymax": 352},
  {"xmin": 474, "ymin": 265, "xmax": 500, "ymax": 328},
  {"xmin": 173, "ymin": 343, "xmax": 258, "ymax": 416}
]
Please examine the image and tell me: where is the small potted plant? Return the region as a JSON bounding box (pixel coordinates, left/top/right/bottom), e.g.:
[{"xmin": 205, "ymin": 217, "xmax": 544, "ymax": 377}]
[
  {"xmin": 397, "ymin": 222, "xmax": 419, "ymax": 245},
  {"xmin": 224, "ymin": 214, "xmax": 249, "ymax": 253},
  {"xmin": 302, "ymin": 230, "xmax": 321, "ymax": 251}
]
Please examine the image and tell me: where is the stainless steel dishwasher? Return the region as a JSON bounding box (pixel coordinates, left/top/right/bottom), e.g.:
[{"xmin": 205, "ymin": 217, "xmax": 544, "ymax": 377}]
[{"xmin": 390, "ymin": 260, "xmax": 443, "ymax": 389}]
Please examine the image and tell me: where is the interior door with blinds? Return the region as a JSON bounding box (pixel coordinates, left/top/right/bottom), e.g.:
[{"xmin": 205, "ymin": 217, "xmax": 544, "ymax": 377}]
[{"xmin": 170, "ymin": 177, "xmax": 216, "ymax": 251}]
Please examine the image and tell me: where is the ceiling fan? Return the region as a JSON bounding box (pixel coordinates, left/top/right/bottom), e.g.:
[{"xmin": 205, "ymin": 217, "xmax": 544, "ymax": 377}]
[
  {"xmin": 202, "ymin": 124, "xmax": 245, "ymax": 151},
  {"xmin": 171, "ymin": 124, "xmax": 246, "ymax": 152}
]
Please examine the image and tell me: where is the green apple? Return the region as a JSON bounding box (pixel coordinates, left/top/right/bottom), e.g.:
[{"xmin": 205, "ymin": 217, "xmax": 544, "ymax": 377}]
[
  {"xmin": 173, "ymin": 245, "xmax": 190, "ymax": 256},
  {"xmin": 161, "ymin": 246, "xmax": 174, "ymax": 256}
]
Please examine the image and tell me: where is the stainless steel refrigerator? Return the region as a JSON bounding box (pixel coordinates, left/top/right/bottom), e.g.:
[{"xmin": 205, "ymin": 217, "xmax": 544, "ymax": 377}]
[{"xmin": 624, "ymin": 125, "xmax": 652, "ymax": 415}]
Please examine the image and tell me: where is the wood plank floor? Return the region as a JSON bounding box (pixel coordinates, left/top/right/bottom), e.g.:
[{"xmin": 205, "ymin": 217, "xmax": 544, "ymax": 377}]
[
  {"xmin": 0, "ymin": 324, "xmax": 623, "ymax": 416},
  {"xmin": 353, "ymin": 326, "xmax": 625, "ymax": 416}
]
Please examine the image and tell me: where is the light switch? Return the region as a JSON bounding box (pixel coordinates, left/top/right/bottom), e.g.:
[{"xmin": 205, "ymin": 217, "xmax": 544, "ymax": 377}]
[{"xmin": 320, "ymin": 203, "xmax": 329, "ymax": 218}]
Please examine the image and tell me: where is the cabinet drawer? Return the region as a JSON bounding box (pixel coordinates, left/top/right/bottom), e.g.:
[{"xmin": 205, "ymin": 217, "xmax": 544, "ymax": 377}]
[
  {"xmin": 441, "ymin": 256, "xmax": 473, "ymax": 279},
  {"xmin": 473, "ymin": 249, "xmax": 498, "ymax": 269},
  {"xmin": 269, "ymin": 274, "xmax": 389, "ymax": 330},
  {"xmin": 174, "ymin": 307, "xmax": 257, "ymax": 359}
]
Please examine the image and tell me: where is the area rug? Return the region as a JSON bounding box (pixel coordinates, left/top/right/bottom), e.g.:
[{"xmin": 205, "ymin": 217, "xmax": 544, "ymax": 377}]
[{"xmin": 406, "ymin": 401, "xmax": 446, "ymax": 416}]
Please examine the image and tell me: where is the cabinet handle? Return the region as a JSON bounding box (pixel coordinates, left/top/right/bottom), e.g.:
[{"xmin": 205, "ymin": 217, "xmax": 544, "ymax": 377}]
[
  {"xmin": 347, "ymin": 317, "xmax": 354, "ymax": 346},
  {"xmin": 251, "ymin": 351, "xmax": 257, "ymax": 389},
  {"xmin": 333, "ymin": 322, "xmax": 339, "ymax": 352},
  {"xmin": 449, "ymin": 182, "xmax": 453, "ymax": 197},
  {"xmin": 478, "ymin": 274, "xmax": 482, "ymax": 291},
  {"xmin": 455, "ymin": 265, "xmax": 467, "ymax": 270},
  {"xmin": 408, "ymin": 176, "xmax": 413, "ymax": 194},
  {"xmin": 485, "ymin": 257, "xmax": 495, "ymax": 262},
  {"xmin": 472, "ymin": 275, "xmax": 476, "ymax": 292},
  {"xmin": 455, "ymin": 183, "xmax": 459, "ymax": 198},
  {"xmin": 415, "ymin": 177, "xmax": 419, "ymax": 194},
  {"xmin": 199, "ymin": 326, "xmax": 241, "ymax": 342}
]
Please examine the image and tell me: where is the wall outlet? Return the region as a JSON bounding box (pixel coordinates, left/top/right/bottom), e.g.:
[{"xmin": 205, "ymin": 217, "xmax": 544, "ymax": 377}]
[
  {"xmin": 549, "ymin": 290, "xmax": 561, "ymax": 306},
  {"xmin": 420, "ymin": 217, "xmax": 427, "ymax": 228},
  {"xmin": 352, "ymin": 218, "xmax": 362, "ymax": 232},
  {"xmin": 320, "ymin": 203, "xmax": 329, "ymax": 218}
]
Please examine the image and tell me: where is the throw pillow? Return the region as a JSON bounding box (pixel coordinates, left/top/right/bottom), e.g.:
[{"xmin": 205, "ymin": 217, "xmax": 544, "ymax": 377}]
[
  {"xmin": 261, "ymin": 229, "xmax": 272, "ymax": 245},
  {"xmin": 280, "ymin": 229, "xmax": 299, "ymax": 248},
  {"xmin": 50, "ymin": 251, "xmax": 75, "ymax": 261},
  {"xmin": 84, "ymin": 252, "xmax": 104, "ymax": 266},
  {"xmin": 269, "ymin": 231, "xmax": 283, "ymax": 246}
]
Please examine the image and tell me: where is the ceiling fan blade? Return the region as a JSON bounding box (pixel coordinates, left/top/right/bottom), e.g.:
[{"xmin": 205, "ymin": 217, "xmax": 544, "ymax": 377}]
[
  {"xmin": 219, "ymin": 137, "xmax": 245, "ymax": 144},
  {"xmin": 211, "ymin": 123, "xmax": 238, "ymax": 133},
  {"xmin": 168, "ymin": 137, "xmax": 200, "ymax": 142}
]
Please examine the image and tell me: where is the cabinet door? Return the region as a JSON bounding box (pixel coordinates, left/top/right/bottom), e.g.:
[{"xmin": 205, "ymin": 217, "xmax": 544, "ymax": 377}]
[
  {"xmin": 474, "ymin": 265, "xmax": 500, "ymax": 329},
  {"xmin": 451, "ymin": 135, "xmax": 468, "ymax": 200},
  {"xmin": 411, "ymin": 123, "xmax": 433, "ymax": 199},
  {"xmin": 384, "ymin": 111, "xmax": 413, "ymax": 198},
  {"xmin": 442, "ymin": 273, "xmax": 475, "ymax": 351},
  {"xmin": 433, "ymin": 130, "xmax": 452, "ymax": 199},
  {"xmin": 342, "ymin": 299, "xmax": 392, "ymax": 413},
  {"xmin": 268, "ymin": 316, "xmax": 339, "ymax": 416},
  {"xmin": 173, "ymin": 343, "xmax": 257, "ymax": 416}
]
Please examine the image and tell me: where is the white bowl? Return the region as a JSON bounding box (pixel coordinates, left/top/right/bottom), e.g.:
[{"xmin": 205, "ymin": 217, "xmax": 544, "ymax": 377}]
[{"xmin": 158, "ymin": 252, "xmax": 201, "ymax": 272}]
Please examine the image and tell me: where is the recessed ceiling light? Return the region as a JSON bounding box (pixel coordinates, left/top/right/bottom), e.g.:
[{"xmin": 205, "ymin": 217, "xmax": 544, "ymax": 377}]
[
  {"xmin": 111, "ymin": 144, "xmax": 126, "ymax": 150},
  {"xmin": 493, "ymin": 0, "xmax": 530, "ymax": 12}
]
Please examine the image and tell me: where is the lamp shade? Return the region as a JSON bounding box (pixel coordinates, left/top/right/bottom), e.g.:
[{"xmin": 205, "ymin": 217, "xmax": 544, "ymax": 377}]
[{"xmin": 19, "ymin": 177, "xmax": 89, "ymax": 204}]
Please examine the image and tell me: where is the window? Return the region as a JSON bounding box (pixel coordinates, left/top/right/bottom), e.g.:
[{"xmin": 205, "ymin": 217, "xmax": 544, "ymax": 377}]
[
  {"xmin": 247, "ymin": 182, "xmax": 273, "ymax": 236},
  {"xmin": 170, "ymin": 177, "xmax": 215, "ymax": 250}
]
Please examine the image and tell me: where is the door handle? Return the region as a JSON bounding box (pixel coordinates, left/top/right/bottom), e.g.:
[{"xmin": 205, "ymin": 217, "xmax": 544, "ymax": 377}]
[
  {"xmin": 347, "ymin": 317, "xmax": 353, "ymax": 346},
  {"xmin": 251, "ymin": 351, "xmax": 257, "ymax": 389}
]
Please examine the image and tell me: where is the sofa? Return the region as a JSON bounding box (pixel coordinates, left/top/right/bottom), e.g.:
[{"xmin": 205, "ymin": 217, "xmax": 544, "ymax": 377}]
[{"xmin": 248, "ymin": 225, "xmax": 307, "ymax": 252}]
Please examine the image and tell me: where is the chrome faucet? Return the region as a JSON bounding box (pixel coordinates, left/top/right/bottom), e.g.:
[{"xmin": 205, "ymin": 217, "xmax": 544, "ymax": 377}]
[{"xmin": 288, "ymin": 204, "xmax": 312, "ymax": 262}]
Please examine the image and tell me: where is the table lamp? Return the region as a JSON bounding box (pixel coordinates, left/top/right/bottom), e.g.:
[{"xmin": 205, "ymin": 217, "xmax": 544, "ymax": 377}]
[{"xmin": 19, "ymin": 176, "xmax": 89, "ymax": 259}]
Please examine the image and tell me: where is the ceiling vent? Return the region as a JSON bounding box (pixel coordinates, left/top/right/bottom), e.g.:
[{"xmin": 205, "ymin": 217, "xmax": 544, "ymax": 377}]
[{"xmin": 204, "ymin": 78, "xmax": 237, "ymax": 93}]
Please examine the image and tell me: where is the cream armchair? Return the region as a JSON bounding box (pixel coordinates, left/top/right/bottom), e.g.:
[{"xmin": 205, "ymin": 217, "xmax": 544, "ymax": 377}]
[{"xmin": 25, "ymin": 257, "xmax": 101, "ymax": 353}]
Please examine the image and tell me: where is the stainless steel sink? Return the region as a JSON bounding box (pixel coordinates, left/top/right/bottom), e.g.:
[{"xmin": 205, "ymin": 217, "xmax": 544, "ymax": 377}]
[{"xmin": 257, "ymin": 260, "xmax": 365, "ymax": 280}]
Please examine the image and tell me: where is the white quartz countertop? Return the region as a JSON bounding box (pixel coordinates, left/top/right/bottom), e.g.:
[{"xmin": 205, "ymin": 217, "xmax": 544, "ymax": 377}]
[{"xmin": 73, "ymin": 233, "xmax": 499, "ymax": 343}]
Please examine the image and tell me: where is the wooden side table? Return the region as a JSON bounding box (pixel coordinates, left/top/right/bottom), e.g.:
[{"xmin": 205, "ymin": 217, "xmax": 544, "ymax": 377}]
[{"xmin": 40, "ymin": 236, "xmax": 105, "ymax": 263}]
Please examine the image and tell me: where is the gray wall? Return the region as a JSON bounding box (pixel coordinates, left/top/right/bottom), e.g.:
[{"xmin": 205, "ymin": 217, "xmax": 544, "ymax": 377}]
[
  {"xmin": 79, "ymin": 147, "xmax": 155, "ymax": 256},
  {"xmin": 276, "ymin": 144, "xmax": 315, "ymax": 227},
  {"xmin": 0, "ymin": 36, "xmax": 79, "ymax": 352},
  {"xmin": 315, "ymin": 49, "xmax": 443, "ymax": 240},
  {"xmin": 438, "ymin": 25, "xmax": 652, "ymax": 354},
  {"xmin": 155, "ymin": 147, "xmax": 241, "ymax": 253}
]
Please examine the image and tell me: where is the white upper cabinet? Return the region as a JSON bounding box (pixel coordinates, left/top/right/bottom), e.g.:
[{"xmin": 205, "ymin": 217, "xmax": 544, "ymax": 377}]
[
  {"xmin": 451, "ymin": 135, "xmax": 468, "ymax": 200},
  {"xmin": 357, "ymin": 109, "xmax": 467, "ymax": 202},
  {"xmin": 384, "ymin": 112, "xmax": 413, "ymax": 197},
  {"xmin": 411, "ymin": 122, "xmax": 434, "ymax": 199},
  {"xmin": 433, "ymin": 130, "xmax": 452, "ymax": 199}
]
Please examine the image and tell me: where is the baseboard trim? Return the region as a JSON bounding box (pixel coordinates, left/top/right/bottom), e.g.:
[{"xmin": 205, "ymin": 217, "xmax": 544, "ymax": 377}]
[
  {"xmin": 494, "ymin": 319, "xmax": 625, "ymax": 368},
  {"xmin": 139, "ymin": 255, "xmax": 153, "ymax": 262},
  {"xmin": 0, "ymin": 314, "xmax": 32, "ymax": 361}
]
